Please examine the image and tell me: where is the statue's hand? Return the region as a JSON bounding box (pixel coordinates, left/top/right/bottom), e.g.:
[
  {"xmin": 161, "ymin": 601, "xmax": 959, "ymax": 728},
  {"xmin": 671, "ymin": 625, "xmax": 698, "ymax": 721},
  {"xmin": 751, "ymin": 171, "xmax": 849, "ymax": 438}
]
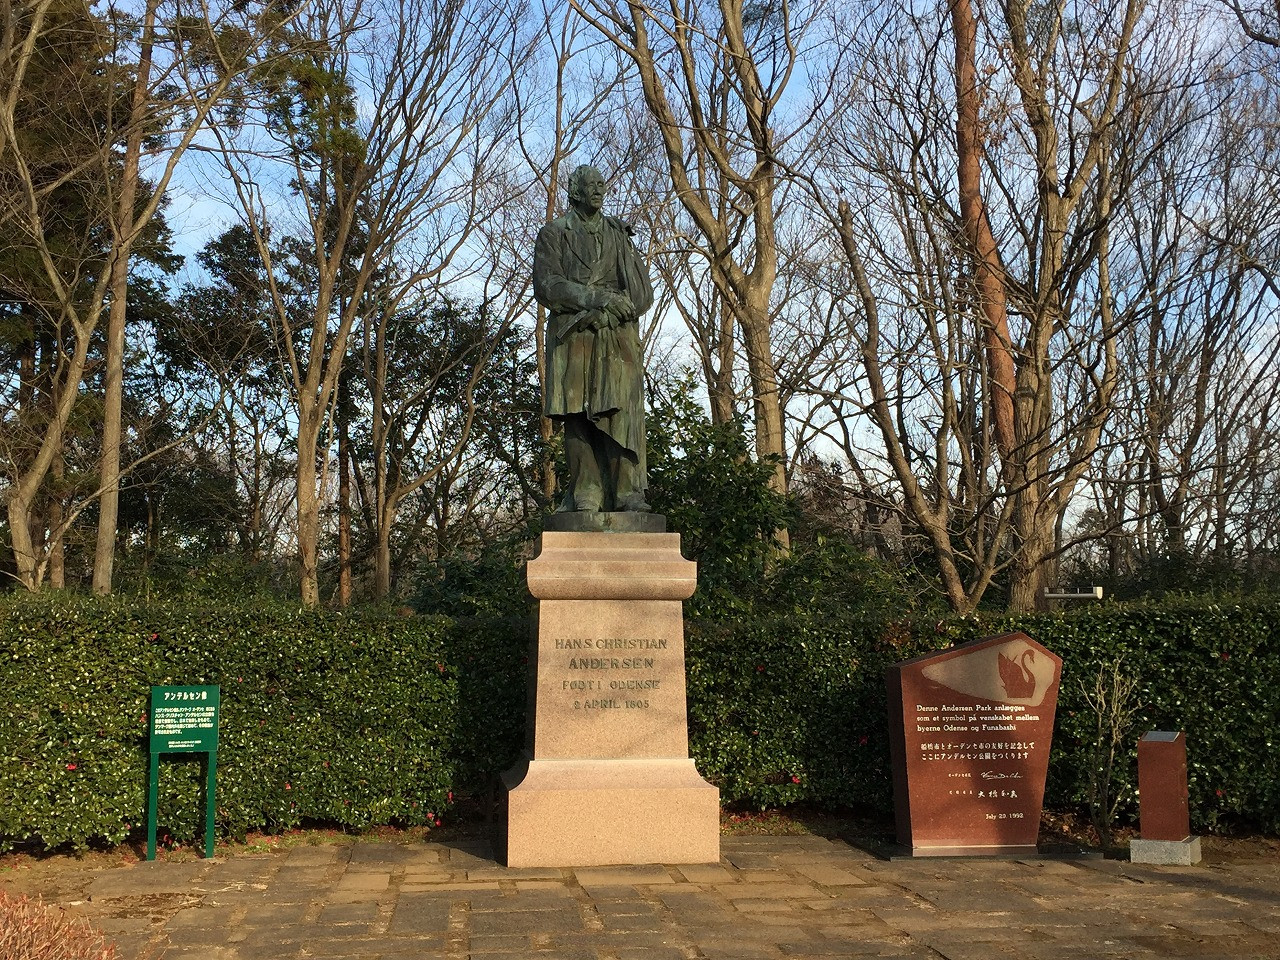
[{"xmin": 606, "ymin": 293, "xmax": 635, "ymax": 324}]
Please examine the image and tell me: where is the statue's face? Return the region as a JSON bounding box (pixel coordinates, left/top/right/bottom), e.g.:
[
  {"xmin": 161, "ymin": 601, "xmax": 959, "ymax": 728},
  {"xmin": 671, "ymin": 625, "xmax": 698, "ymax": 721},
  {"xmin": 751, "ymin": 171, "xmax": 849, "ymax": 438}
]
[{"xmin": 571, "ymin": 168, "xmax": 607, "ymax": 216}]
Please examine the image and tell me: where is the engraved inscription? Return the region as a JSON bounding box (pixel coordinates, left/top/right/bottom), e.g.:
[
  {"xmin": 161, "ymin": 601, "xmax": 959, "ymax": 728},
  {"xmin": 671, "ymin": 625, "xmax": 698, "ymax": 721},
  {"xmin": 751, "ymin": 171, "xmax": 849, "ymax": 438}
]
[{"xmin": 557, "ymin": 637, "xmax": 663, "ymax": 710}]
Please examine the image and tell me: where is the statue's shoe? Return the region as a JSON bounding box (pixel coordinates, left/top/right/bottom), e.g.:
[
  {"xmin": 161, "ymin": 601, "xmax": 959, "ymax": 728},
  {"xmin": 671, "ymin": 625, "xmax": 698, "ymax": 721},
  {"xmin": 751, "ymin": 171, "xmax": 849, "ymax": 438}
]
[{"xmin": 615, "ymin": 493, "xmax": 651, "ymax": 512}]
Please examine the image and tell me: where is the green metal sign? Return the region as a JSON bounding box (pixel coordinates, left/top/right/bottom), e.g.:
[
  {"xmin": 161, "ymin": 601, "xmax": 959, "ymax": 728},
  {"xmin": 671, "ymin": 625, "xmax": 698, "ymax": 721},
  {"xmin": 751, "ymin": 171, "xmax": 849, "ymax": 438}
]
[
  {"xmin": 151, "ymin": 685, "xmax": 220, "ymax": 752},
  {"xmin": 147, "ymin": 685, "xmax": 219, "ymax": 861}
]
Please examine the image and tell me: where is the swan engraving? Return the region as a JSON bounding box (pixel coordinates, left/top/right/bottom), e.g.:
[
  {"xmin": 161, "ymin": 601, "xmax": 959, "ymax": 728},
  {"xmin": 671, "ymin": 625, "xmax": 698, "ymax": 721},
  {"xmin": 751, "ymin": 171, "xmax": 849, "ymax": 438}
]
[{"xmin": 998, "ymin": 649, "xmax": 1037, "ymax": 700}]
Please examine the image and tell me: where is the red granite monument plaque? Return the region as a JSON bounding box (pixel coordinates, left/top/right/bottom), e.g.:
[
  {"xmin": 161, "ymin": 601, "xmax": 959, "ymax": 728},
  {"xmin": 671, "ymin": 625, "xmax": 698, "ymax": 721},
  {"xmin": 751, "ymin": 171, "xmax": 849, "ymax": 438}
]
[{"xmin": 886, "ymin": 631, "xmax": 1062, "ymax": 856}]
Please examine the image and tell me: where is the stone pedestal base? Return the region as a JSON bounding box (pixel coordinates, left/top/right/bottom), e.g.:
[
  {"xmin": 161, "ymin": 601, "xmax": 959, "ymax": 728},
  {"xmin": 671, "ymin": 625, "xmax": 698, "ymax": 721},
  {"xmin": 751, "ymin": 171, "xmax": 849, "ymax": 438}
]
[
  {"xmin": 903, "ymin": 843, "xmax": 1040, "ymax": 858},
  {"xmin": 502, "ymin": 758, "xmax": 720, "ymax": 867},
  {"xmin": 500, "ymin": 530, "xmax": 719, "ymax": 867},
  {"xmin": 1130, "ymin": 836, "xmax": 1201, "ymax": 865}
]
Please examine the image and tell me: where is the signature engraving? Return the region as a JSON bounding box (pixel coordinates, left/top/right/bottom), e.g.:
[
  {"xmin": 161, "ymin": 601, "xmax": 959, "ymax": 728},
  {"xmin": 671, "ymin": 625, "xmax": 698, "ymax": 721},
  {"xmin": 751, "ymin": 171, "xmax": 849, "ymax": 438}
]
[{"xmin": 980, "ymin": 771, "xmax": 1024, "ymax": 780}]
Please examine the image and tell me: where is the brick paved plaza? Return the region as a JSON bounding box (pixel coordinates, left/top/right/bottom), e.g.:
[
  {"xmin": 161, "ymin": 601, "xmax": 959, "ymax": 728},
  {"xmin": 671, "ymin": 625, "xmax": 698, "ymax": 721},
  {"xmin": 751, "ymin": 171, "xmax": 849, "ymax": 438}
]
[{"xmin": 4, "ymin": 835, "xmax": 1277, "ymax": 959}]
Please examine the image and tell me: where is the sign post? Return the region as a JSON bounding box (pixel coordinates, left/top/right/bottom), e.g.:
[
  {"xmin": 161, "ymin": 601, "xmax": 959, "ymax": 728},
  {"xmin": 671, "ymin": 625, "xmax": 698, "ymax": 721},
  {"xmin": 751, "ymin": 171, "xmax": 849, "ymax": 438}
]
[{"xmin": 148, "ymin": 685, "xmax": 220, "ymax": 861}]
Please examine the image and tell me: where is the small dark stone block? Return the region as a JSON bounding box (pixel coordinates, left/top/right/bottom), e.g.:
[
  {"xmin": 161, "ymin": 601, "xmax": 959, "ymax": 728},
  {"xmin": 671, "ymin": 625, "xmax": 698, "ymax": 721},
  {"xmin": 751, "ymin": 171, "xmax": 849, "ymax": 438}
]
[
  {"xmin": 1138, "ymin": 730, "xmax": 1191, "ymax": 841},
  {"xmin": 543, "ymin": 511, "xmax": 667, "ymax": 533}
]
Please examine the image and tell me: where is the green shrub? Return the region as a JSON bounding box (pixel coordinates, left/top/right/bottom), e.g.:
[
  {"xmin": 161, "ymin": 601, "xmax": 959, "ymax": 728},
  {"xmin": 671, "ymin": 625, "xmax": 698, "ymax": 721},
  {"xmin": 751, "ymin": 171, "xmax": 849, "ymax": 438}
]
[
  {"xmin": 938, "ymin": 600, "xmax": 1280, "ymax": 833},
  {"xmin": 447, "ymin": 613, "xmax": 530, "ymax": 787},
  {"xmin": 0, "ymin": 595, "xmax": 457, "ymax": 852},
  {"xmin": 687, "ymin": 616, "xmax": 907, "ymax": 811},
  {"xmin": 4, "ymin": 590, "xmax": 1276, "ymax": 850},
  {"xmin": 645, "ymin": 382, "xmax": 793, "ymax": 620},
  {"xmin": 686, "ymin": 598, "xmax": 1280, "ymax": 833},
  {"xmin": 683, "ymin": 535, "xmax": 925, "ymax": 810}
]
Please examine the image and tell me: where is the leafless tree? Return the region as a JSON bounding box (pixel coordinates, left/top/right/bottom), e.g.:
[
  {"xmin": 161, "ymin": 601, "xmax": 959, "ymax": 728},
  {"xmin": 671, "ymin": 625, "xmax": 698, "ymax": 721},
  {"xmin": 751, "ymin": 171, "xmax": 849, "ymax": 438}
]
[
  {"xmin": 1079, "ymin": 66, "xmax": 1280, "ymax": 579},
  {"xmin": 786, "ymin": 0, "xmax": 1224, "ymax": 611},
  {"xmin": 571, "ymin": 1, "xmax": 820, "ymax": 547},
  {"xmin": 0, "ymin": 0, "xmax": 297, "ymax": 591},
  {"xmin": 212, "ymin": 0, "xmax": 527, "ymax": 606}
]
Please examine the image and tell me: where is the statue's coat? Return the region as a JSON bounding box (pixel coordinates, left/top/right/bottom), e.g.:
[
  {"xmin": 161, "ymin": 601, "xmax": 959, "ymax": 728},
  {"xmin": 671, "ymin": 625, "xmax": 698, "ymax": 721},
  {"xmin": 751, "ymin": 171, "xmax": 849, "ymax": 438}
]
[{"xmin": 533, "ymin": 208, "xmax": 654, "ymax": 468}]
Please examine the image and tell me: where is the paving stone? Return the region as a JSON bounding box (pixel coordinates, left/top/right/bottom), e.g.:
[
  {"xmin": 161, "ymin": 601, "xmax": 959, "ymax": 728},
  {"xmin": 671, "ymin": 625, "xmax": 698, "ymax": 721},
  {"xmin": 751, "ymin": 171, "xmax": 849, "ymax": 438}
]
[
  {"xmin": 924, "ymin": 944, "xmax": 1026, "ymax": 960},
  {"xmin": 599, "ymin": 910, "xmax": 667, "ymax": 932},
  {"xmin": 675, "ymin": 863, "xmax": 738, "ymax": 883},
  {"xmin": 791, "ymin": 863, "xmax": 870, "ymax": 886},
  {"xmin": 201, "ymin": 865, "xmax": 276, "ymax": 889},
  {"xmin": 333, "ymin": 870, "xmax": 391, "ymax": 890},
  {"xmin": 13, "ymin": 835, "xmax": 1280, "ymax": 960},
  {"xmin": 467, "ymin": 865, "xmax": 563, "ymax": 880},
  {"xmin": 593, "ymin": 899, "xmax": 663, "ymax": 917},
  {"xmin": 370, "ymin": 941, "xmax": 455, "ymax": 957},
  {"xmin": 723, "ymin": 851, "xmax": 788, "ymax": 871},
  {"xmin": 282, "ymin": 845, "xmax": 343, "ymax": 865},
  {"xmin": 915, "ymin": 885, "xmax": 1044, "ymax": 913},
  {"xmin": 150, "ymin": 948, "xmax": 242, "ymax": 960},
  {"xmin": 715, "ymin": 882, "xmax": 824, "ymax": 900},
  {"xmin": 228, "ymin": 942, "xmax": 306, "ymax": 960},
  {"xmin": 261, "ymin": 879, "xmax": 330, "ymax": 902},
  {"xmin": 653, "ymin": 890, "xmax": 736, "ymax": 919},
  {"xmin": 573, "ymin": 864, "xmax": 677, "ymax": 886},
  {"xmin": 234, "ymin": 922, "xmax": 309, "ymax": 946},
  {"xmin": 693, "ymin": 943, "xmax": 784, "ymax": 959},
  {"xmin": 776, "ymin": 937, "xmax": 920, "ymax": 957},
  {"xmin": 399, "ymin": 877, "xmax": 463, "ymax": 891},
  {"xmin": 317, "ymin": 900, "xmax": 380, "ymax": 924},
  {"xmin": 163, "ymin": 904, "xmax": 238, "ymax": 930},
  {"xmin": 292, "ymin": 939, "xmax": 387, "ymax": 957},
  {"xmin": 91, "ymin": 909, "xmax": 156, "ymax": 931},
  {"xmin": 386, "ymin": 894, "xmax": 451, "ymax": 934},
  {"xmin": 587, "ymin": 927, "xmax": 693, "ymax": 947},
  {"xmin": 1244, "ymin": 914, "xmax": 1280, "ymax": 933},
  {"xmin": 236, "ymin": 901, "xmax": 311, "ymax": 926},
  {"xmin": 514, "ymin": 878, "xmax": 574, "ymax": 892},
  {"xmin": 439, "ymin": 840, "xmax": 496, "ymax": 864},
  {"xmin": 469, "ymin": 907, "xmax": 587, "ymax": 936},
  {"xmin": 346, "ymin": 844, "xmax": 434, "ymax": 867},
  {"xmin": 87, "ymin": 863, "xmax": 208, "ymax": 898},
  {"xmin": 99, "ymin": 932, "xmax": 158, "ymax": 958},
  {"xmin": 476, "ymin": 890, "xmax": 579, "ymax": 910}
]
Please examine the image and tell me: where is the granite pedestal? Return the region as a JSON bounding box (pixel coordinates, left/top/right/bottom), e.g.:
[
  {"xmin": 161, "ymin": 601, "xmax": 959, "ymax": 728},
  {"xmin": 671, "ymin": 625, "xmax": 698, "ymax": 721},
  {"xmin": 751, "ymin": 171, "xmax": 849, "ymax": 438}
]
[{"xmin": 501, "ymin": 528, "xmax": 719, "ymax": 867}]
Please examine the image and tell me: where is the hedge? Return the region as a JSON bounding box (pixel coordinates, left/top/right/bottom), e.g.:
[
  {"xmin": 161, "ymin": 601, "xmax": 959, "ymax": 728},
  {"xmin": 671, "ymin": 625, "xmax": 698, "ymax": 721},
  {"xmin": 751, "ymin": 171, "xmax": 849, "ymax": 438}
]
[
  {"xmin": 0, "ymin": 595, "xmax": 458, "ymax": 852},
  {"xmin": 2, "ymin": 593, "xmax": 1277, "ymax": 852},
  {"xmin": 684, "ymin": 598, "xmax": 1280, "ymax": 833},
  {"xmin": 943, "ymin": 602, "xmax": 1280, "ymax": 833}
]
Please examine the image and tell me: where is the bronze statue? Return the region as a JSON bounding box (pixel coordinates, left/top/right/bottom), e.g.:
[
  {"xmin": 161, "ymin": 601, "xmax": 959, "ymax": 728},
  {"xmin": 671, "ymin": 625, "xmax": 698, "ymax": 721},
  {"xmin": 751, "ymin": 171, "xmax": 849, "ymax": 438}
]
[{"xmin": 534, "ymin": 165, "xmax": 654, "ymax": 513}]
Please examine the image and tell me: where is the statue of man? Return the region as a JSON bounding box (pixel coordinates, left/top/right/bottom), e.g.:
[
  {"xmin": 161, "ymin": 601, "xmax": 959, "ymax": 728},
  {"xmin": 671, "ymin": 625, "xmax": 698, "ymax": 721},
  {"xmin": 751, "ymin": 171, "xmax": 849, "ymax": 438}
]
[{"xmin": 533, "ymin": 165, "xmax": 655, "ymax": 513}]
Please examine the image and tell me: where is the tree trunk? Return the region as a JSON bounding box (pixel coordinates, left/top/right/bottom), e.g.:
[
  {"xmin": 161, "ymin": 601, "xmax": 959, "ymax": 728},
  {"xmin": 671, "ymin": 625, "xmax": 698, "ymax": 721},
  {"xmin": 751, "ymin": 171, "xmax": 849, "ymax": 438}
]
[
  {"xmin": 1008, "ymin": 489, "xmax": 1055, "ymax": 612},
  {"xmin": 706, "ymin": 297, "xmax": 736, "ymax": 425},
  {"xmin": 49, "ymin": 451, "xmax": 65, "ymax": 588},
  {"xmin": 92, "ymin": 251, "xmax": 130, "ymax": 595},
  {"xmin": 337, "ymin": 372, "xmax": 353, "ymax": 608},
  {"xmin": 7, "ymin": 495, "xmax": 42, "ymax": 591},
  {"xmin": 739, "ymin": 304, "xmax": 791, "ymax": 550},
  {"xmin": 951, "ymin": 0, "xmax": 1017, "ymax": 464},
  {"xmin": 296, "ymin": 413, "xmax": 322, "ymax": 608},
  {"xmin": 375, "ymin": 501, "xmax": 395, "ymax": 601},
  {"xmin": 92, "ymin": 0, "xmax": 155, "ymax": 595}
]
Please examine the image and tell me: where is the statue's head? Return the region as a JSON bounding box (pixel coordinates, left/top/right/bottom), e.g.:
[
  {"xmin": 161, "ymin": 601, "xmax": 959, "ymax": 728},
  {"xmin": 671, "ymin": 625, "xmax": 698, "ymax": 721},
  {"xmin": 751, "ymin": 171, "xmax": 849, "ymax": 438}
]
[{"xmin": 568, "ymin": 165, "xmax": 607, "ymax": 215}]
